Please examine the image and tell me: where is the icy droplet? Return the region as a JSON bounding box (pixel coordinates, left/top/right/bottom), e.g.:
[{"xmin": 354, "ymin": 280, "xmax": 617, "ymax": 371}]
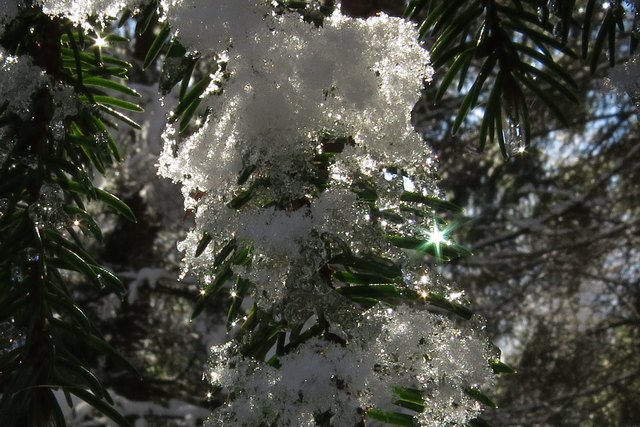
[
  {"xmin": 632, "ymin": 7, "xmax": 640, "ymax": 39},
  {"xmin": 553, "ymin": 22, "xmax": 563, "ymax": 39},
  {"xmin": 50, "ymin": 120, "xmax": 65, "ymax": 141},
  {"xmin": 0, "ymin": 198, "xmax": 8, "ymax": 220},
  {"xmin": 505, "ymin": 115, "xmax": 525, "ymax": 156},
  {"xmin": 0, "ymin": 322, "xmax": 25, "ymax": 354},
  {"xmin": 402, "ymin": 176, "xmax": 416, "ymax": 192},
  {"xmin": 28, "ymin": 183, "xmax": 66, "ymax": 227},
  {"xmin": 537, "ymin": 5, "xmax": 549, "ymax": 23},
  {"xmin": 94, "ymin": 130, "xmax": 111, "ymax": 157},
  {"xmin": 24, "ymin": 247, "xmax": 40, "ymax": 263}
]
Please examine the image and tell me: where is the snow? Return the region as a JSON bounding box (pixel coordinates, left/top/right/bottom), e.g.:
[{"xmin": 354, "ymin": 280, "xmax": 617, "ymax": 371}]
[
  {"xmin": 158, "ymin": 9, "xmax": 433, "ymax": 203},
  {"xmin": 0, "ymin": 47, "xmax": 78, "ymax": 122},
  {"xmin": 157, "ymin": 4, "xmax": 438, "ymax": 313},
  {"xmin": 0, "ymin": 48, "xmax": 49, "ymax": 119},
  {"xmin": 38, "ymin": 0, "xmax": 143, "ymax": 22},
  {"xmin": 160, "ymin": 0, "xmax": 273, "ymax": 55},
  {"xmin": 206, "ymin": 306, "xmax": 492, "ymax": 426},
  {"xmin": 28, "ymin": 183, "xmax": 68, "ymax": 228}
]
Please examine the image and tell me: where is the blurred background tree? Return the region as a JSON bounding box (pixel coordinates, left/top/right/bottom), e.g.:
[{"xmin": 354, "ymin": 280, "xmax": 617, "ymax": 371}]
[{"xmin": 406, "ymin": 0, "xmax": 640, "ymax": 425}]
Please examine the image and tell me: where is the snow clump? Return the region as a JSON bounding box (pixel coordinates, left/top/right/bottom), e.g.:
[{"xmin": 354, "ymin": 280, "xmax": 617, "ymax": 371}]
[
  {"xmin": 37, "ymin": 0, "xmax": 143, "ymax": 22},
  {"xmin": 0, "ymin": 48, "xmax": 50, "ymax": 119},
  {"xmin": 157, "ymin": 3, "xmax": 438, "ymax": 312},
  {"xmin": 0, "ymin": 47, "xmax": 78, "ymax": 172}
]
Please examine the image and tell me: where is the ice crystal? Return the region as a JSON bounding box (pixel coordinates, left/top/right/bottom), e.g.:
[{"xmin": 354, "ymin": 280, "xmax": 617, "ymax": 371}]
[
  {"xmin": 159, "ymin": 9, "xmax": 432, "ymax": 199},
  {"xmin": 28, "ymin": 183, "xmax": 67, "ymax": 228},
  {"xmin": 50, "ymin": 84, "xmax": 79, "ymax": 121}
]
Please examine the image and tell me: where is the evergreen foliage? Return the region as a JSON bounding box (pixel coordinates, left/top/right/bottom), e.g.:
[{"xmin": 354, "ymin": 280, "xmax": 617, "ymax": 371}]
[
  {"xmin": 0, "ymin": 0, "xmax": 638, "ymax": 426},
  {"xmin": 0, "ymin": 2, "xmax": 141, "ymax": 425},
  {"xmin": 406, "ymin": 0, "xmax": 639, "ymax": 155}
]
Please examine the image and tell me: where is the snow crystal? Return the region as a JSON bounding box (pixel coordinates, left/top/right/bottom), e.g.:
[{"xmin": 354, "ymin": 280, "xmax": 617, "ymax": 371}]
[
  {"xmin": 160, "ymin": 0, "xmax": 273, "ymax": 54},
  {"xmin": 159, "ymin": 10, "xmax": 432, "ymax": 197},
  {"xmin": 38, "ymin": 0, "xmax": 142, "ymax": 21},
  {"xmin": 51, "ymin": 84, "xmax": 80, "ymax": 121}
]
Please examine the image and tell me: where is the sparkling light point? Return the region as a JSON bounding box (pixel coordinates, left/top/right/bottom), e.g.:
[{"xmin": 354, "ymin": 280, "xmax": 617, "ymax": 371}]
[
  {"xmin": 428, "ymin": 222, "xmax": 448, "ymax": 246},
  {"xmin": 94, "ymin": 36, "xmax": 108, "ymax": 48}
]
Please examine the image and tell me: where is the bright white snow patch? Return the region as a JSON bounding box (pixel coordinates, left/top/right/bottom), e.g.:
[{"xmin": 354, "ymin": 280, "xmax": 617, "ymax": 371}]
[
  {"xmin": 38, "ymin": 0, "xmax": 142, "ymax": 21},
  {"xmin": 160, "ymin": 0, "xmax": 273, "ymax": 54},
  {"xmin": 157, "ymin": 6, "xmax": 436, "ymax": 315},
  {"xmin": 159, "ymin": 10, "xmax": 432, "ymax": 200}
]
